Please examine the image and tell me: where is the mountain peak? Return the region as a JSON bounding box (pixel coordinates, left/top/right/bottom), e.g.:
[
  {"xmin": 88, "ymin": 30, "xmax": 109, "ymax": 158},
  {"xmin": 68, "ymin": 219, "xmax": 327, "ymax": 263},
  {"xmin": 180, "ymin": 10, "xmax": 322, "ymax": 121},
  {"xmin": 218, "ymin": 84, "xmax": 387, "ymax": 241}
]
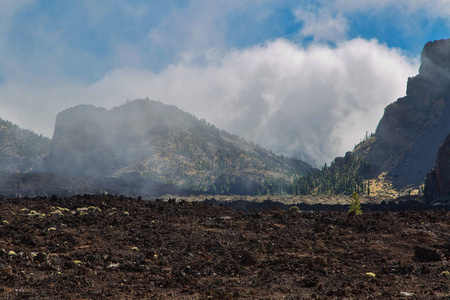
[{"xmin": 419, "ymin": 38, "xmax": 450, "ymax": 82}]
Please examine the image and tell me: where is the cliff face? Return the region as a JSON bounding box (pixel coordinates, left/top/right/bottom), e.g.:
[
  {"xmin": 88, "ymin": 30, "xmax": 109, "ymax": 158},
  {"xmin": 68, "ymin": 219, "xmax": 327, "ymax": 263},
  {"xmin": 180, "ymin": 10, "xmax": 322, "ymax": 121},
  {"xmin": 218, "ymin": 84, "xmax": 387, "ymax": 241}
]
[
  {"xmin": 45, "ymin": 99, "xmax": 314, "ymax": 191},
  {"xmin": 355, "ymin": 39, "xmax": 450, "ymax": 189}
]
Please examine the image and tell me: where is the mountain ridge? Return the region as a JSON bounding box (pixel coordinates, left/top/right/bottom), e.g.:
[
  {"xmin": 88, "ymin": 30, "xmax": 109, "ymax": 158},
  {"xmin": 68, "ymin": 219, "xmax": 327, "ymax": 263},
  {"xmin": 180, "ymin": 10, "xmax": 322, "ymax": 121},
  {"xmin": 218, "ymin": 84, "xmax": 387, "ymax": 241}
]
[{"xmin": 45, "ymin": 99, "xmax": 315, "ymax": 194}]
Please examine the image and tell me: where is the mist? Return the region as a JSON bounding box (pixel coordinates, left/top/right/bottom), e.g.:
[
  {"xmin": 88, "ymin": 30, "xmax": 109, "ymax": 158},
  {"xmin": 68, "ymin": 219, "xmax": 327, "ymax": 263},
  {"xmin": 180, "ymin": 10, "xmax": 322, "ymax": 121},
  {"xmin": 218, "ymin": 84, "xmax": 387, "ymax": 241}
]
[{"xmin": 0, "ymin": 38, "xmax": 418, "ymax": 167}]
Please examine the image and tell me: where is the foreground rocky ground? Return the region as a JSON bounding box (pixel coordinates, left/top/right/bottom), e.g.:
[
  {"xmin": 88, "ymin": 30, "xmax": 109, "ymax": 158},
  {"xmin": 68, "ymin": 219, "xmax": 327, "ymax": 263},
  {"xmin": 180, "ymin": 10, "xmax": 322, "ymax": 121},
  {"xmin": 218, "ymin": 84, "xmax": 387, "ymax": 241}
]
[{"xmin": 0, "ymin": 195, "xmax": 448, "ymax": 299}]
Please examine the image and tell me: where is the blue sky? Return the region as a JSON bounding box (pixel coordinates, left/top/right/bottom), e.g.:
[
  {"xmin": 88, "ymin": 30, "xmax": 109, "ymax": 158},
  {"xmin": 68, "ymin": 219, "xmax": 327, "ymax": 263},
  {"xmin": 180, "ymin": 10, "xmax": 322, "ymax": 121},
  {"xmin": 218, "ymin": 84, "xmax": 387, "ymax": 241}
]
[{"xmin": 1, "ymin": 0, "xmax": 450, "ymax": 166}]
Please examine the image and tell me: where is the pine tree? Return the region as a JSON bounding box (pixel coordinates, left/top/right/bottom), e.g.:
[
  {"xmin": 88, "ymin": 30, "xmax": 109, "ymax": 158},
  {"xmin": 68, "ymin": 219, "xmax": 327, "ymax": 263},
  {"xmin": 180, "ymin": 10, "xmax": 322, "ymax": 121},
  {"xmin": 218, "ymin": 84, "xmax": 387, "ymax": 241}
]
[{"xmin": 348, "ymin": 192, "xmax": 362, "ymax": 215}]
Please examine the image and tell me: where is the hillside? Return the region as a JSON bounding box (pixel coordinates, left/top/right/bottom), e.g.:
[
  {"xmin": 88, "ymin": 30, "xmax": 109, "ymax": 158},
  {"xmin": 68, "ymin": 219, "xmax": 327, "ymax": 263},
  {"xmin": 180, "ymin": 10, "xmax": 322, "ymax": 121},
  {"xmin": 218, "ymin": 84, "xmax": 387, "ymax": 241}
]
[
  {"xmin": 0, "ymin": 118, "xmax": 51, "ymax": 173},
  {"xmin": 45, "ymin": 99, "xmax": 314, "ymax": 194}
]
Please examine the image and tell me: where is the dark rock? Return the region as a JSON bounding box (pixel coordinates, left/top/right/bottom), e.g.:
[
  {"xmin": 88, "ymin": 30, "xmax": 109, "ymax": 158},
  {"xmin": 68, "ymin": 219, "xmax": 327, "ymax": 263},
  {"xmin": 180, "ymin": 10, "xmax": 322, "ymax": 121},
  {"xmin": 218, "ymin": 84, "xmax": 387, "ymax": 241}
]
[
  {"xmin": 424, "ymin": 168, "xmax": 440, "ymax": 203},
  {"xmin": 414, "ymin": 246, "xmax": 442, "ymax": 262},
  {"xmin": 424, "ymin": 133, "xmax": 450, "ymax": 204},
  {"xmin": 34, "ymin": 252, "xmax": 47, "ymax": 263},
  {"xmin": 435, "ymin": 134, "xmax": 450, "ymax": 193},
  {"xmin": 239, "ymin": 254, "xmax": 257, "ymax": 266}
]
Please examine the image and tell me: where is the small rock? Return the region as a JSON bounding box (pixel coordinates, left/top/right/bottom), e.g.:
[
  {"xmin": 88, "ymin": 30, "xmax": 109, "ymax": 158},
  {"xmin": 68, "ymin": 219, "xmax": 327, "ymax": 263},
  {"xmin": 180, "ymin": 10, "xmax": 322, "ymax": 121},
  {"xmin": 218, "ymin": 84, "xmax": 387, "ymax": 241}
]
[
  {"xmin": 414, "ymin": 246, "xmax": 441, "ymax": 262},
  {"xmin": 50, "ymin": 210, "xmax": 63, "ymax": 216},
  {"xmin": 34, "ymin": 252, "xmax": 47, "ymax": 263},
  {"xmin": 399, "ymin": 291, "xmax": 414, "ymax": 297},
  {"xmin": 240, "ymin": 254, "xmax": 257, "ymax": 266},
  {"xmin": 107, "ymin": 263, "xmax": 120, "ymax": 269}
]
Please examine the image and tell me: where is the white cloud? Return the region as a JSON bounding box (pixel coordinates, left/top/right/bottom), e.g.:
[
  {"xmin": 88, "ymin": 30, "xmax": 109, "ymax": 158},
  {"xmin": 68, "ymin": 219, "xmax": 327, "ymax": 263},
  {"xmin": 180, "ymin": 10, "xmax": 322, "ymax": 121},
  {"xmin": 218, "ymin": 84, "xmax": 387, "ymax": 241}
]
[
  {"xmin": 294, "ymin": 7, "xmax": 348, "ymax": 43},
  {"xmin": 332, "ymin": 0, "xmax": 450, "ymax": 18},
  {"xmin": 147, "ymin": 0, "xmax": 254, "ymax": 57},
  {"xmin": 0, "ymin": 38, "xmax": 418, "ymax": 166}
]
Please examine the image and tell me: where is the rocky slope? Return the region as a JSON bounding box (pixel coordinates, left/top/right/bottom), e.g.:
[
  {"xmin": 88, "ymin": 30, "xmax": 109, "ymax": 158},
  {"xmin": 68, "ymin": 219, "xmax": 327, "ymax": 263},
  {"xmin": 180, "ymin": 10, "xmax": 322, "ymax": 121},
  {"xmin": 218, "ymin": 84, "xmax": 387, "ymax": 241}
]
[
  {"xmin": 45, "ymin": 99, "xmax": 314, "ymax": 192},
  {"xmin": 0, "ymin": 118, "xmax": 50, "ymax": 173},
  {"xmin": 354, "ymin": 38, "xmax": 450, "ymax": 189}
]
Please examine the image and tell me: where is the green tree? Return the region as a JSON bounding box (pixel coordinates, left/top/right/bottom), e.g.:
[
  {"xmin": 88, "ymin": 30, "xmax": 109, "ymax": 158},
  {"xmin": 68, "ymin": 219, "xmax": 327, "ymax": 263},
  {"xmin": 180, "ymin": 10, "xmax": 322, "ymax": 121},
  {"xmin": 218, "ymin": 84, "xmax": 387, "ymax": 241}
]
[{"xmin": 348, "ymin": 192, "xmax": 362, "ymax": 215}]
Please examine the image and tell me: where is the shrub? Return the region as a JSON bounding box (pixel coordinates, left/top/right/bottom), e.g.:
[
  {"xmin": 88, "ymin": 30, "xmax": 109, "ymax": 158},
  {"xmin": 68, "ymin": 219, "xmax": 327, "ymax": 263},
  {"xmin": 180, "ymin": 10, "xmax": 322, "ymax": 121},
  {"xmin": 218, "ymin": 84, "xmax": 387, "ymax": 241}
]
[
  {"xmin": 289, "ymin": 206, "xmax": 300, "ymax": 213},
  {"xmin": 348, "ymin": 192, "xmax": 362, "ymax": 215}
]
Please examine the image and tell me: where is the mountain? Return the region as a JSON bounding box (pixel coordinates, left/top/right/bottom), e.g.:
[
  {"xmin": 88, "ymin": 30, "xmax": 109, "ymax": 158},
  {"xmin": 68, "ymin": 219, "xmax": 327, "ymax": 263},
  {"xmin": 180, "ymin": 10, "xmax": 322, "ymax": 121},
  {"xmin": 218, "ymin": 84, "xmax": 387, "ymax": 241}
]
[
  {"xmin": 0, "ymin": 118, "xmax": 51, "ymax": 172},
  {"xmin": 45, "ymin": 99, "xmax": 314, "ymax": 194},
  {"xmin": 354, "ymin": 39, "xmax": 450, "ymax": 190}
]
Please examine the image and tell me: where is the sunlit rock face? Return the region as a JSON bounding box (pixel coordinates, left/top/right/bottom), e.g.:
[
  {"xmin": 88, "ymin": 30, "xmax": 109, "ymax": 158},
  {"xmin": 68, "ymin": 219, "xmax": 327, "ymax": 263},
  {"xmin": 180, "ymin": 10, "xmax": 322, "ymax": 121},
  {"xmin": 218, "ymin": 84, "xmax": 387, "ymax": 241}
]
[{"xmin": 355, "ymin": 38, "xmax": 450, "ymax": 189}]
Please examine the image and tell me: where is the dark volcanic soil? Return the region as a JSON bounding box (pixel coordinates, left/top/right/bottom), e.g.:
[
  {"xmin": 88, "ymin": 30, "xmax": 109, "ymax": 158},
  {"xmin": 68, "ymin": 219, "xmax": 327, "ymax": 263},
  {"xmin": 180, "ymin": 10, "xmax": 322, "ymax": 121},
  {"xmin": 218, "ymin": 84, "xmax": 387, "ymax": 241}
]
[{"xmin": 0, "ymin": 195, "xmax": 448, "ymax": 299}]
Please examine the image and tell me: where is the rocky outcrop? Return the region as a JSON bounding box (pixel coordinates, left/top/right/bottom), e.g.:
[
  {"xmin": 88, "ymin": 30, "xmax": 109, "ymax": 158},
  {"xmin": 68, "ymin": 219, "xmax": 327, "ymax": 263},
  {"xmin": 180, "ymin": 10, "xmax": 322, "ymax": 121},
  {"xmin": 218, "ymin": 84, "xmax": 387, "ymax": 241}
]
[
  {"xmin": 355, "ymin": 39, "xmax": 450, "ymax": 189},
  {"xmin": 424, "ymin": 133, "xmax": 450, "ymax": 203}
]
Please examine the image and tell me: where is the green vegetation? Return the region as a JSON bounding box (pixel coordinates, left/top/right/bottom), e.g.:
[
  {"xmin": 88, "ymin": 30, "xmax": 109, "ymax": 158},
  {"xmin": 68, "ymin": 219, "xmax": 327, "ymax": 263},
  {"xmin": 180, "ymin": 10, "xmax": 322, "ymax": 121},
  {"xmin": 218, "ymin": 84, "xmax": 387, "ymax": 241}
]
[
  {"xmin": 0, "ymin": 118, "xmax": 51, "ymax": 172},
  {"xmin": 289, "ymin": 206, "xmax": 300, "ymax": 213},
  {"xmin": 130, "ymin": 108, "xmax": 311, "ymax": 192},
  {"xmin": 292, "ymin": 152, "xmax": 371, "ymax": 196},
  {"xmin": 348, "ymin": 192, "xmax": 362, "ymax": 216}
]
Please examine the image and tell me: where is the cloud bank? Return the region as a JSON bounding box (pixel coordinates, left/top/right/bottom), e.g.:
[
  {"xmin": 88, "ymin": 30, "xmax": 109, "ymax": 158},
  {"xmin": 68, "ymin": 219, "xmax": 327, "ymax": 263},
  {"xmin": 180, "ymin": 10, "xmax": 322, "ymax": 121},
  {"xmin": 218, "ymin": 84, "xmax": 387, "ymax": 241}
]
[
  {"xmin": 0, "ymin": 38, "xmax": 418, "ymax": 166},
  {"xmin": 5, "ymin": 1, "xmax": 448, "ymax": 167}
]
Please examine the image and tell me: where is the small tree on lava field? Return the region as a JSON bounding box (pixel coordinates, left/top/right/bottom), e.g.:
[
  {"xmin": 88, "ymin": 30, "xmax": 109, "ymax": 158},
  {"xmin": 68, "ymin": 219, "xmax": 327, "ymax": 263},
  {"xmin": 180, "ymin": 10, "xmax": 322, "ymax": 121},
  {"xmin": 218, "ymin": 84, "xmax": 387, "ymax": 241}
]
[{"xmin": 348, "ymin": 192, "xmax": 362, "ymax": 216}]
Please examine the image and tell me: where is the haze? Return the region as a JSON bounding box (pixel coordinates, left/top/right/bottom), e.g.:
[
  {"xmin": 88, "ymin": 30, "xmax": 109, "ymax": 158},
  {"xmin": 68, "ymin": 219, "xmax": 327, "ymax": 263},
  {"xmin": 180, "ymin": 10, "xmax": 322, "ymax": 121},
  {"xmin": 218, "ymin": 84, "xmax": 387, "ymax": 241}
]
[{"xmin": 1, "ymin": 1, "xmax": 449, "ymax": 166}]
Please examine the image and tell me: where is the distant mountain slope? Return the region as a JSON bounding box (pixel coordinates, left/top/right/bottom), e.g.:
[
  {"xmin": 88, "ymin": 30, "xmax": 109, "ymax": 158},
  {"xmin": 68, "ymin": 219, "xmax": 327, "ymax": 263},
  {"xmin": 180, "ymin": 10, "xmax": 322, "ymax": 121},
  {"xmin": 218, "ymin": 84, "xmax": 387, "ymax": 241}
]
[
  {"xmin": 0, "ymin": 118, "xmax": 51, "ymax": 172},
  {"xmin": 45, "ymin": 99, "xmax": 314, "ymax": 192}
]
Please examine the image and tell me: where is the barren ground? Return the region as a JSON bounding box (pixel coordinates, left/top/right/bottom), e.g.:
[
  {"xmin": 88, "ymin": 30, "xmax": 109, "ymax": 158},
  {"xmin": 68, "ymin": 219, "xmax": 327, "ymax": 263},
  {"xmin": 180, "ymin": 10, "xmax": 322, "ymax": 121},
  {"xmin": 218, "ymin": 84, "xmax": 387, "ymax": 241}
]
[{"xmin": 0, "ymin": 195, "xmax": 448, "ymax": 299}]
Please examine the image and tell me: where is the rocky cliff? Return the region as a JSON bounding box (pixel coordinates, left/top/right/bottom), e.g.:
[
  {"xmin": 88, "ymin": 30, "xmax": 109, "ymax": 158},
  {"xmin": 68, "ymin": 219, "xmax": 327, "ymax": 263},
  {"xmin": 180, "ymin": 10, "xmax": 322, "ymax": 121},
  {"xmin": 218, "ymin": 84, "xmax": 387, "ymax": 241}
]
[
  {"xmin": 45, "ymin": 99, "xmax": 314, "ymax": 193},
  {"xmin": 354, "ymin": 39, "xmax": 450, "ymax": 189}
]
